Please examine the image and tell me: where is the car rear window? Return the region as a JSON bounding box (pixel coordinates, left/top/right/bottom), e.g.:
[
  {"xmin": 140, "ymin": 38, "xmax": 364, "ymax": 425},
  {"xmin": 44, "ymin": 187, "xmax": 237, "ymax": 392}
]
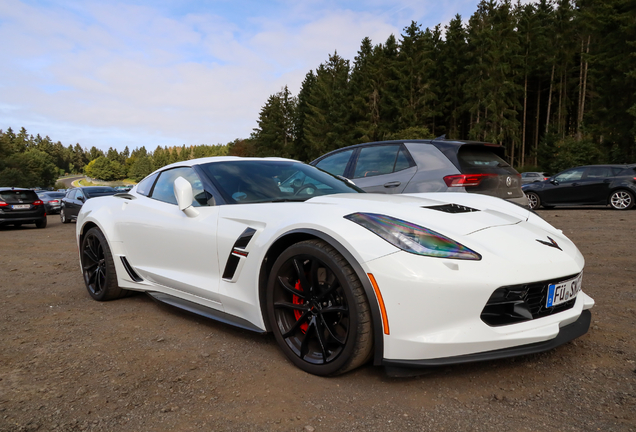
[
  {"xmin": 457, "ymin": 146, "xmax": 515, "ymax": 174},
  {"xmin": 44, "ymin": 192, "xmax": 66, "ymax": 198},
  {"xmin": 0, "ymin": 190, "xmax": 39, "ymax": 203},
  {"xmin": 84, "ymin": 187, "xmax": 116, "ymax": 198}
]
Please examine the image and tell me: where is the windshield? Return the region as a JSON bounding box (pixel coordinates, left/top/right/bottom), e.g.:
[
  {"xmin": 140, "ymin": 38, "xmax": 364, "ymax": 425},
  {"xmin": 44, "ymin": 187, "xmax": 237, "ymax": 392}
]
[
  {"xmin": 199, "ymin": 160, "xmax": 363, "ymax": 204},
  {"xmin": 44, "ymin": 192, "xmax": 66, "ymax": 198}
]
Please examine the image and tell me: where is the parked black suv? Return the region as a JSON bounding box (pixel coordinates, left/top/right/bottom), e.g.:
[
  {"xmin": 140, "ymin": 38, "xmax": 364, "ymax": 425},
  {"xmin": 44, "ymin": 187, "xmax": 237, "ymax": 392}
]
[
  {"xmin": 310, "ymin": 139, "xmax": 526, "ymax": 206},
  {"xmin": 523, "ymin": 164, "xmax": 636, "ymax": 210},
  {"xmin": 0, "ymin": 188, "xmax": 47, "ymax": 228}
]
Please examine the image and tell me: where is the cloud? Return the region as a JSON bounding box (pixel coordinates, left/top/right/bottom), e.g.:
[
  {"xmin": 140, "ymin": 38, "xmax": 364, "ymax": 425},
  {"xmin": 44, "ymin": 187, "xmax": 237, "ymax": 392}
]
[{"xmin": 0, "ymin": 0, "xmax": 489, "ymax": 152}]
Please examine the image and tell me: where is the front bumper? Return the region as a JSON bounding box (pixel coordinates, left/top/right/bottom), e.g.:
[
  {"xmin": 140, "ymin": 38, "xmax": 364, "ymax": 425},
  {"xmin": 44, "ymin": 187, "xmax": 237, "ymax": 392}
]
[{"xmin": 384, "ymin": 309, "xmax": 591, "ymax": 372}]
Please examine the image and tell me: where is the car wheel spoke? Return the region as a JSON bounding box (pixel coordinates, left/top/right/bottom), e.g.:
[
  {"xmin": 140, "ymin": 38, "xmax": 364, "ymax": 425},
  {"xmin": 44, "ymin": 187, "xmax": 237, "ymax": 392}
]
[
  {"xmin": 298, "ymin": 318, "xmax": 314, "ymax": 359},
  {"xmin": 313, "ymin": 315, "xmax": 329, "ymax": 364},
  {"xmin": 318, "ymin": 313, "xmax": 345, "ymax": 346},
  {"xmin": 274, "ymin": 300, "xmax": 309, "ymax": 312},
  {"xmin": 282, "ymin": 309, "xmax": 312, "ymax": 339},
  {"xmin": 315, "ymin": 279, "xmax": 340, "ymax": 301},
  {"xmin": 320, "ymin": 305, "xmax": 348, "ymax": 315},
  {"xmin": 277, "ymin": 276, "xmax": 307, "ymax": 300},
  {"xmin": 293, "ymin": 258, "xmax": 311, "ymax": 294}
]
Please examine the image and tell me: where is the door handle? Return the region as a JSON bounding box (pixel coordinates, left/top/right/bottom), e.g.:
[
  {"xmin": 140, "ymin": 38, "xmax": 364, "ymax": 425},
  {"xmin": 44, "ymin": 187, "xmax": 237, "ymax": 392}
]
[{"xmin": 383, "ymin": 181, "xmax": 401, "ymax": 188}]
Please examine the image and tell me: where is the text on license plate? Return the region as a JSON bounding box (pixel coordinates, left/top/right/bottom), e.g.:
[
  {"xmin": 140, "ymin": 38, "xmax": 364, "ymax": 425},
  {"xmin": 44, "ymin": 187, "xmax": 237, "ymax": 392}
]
[
  {"xmin": 547, "ymin": 273, "xmax": 583, "ymax": 308},
  {"xmin": 11, "ymin": 204, "xmax": 30, "ymax": 210}
]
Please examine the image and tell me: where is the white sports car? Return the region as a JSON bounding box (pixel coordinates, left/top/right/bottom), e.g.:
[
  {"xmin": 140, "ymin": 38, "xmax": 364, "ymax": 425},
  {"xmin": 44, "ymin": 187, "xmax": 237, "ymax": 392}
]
[{"xmin": 76, "ymin": 157, "xmax": 594, "ymax": 376}]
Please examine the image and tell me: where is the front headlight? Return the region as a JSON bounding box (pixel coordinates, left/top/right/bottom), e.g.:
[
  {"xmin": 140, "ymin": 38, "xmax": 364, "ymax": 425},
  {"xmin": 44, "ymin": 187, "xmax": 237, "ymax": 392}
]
[{"xmin": 344, "ymin": 213, "xmax": 481, "ymax": 260}]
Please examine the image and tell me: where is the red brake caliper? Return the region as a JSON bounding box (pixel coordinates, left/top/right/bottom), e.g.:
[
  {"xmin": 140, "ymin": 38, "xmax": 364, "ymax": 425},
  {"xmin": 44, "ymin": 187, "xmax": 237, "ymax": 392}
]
[{"xmin": 292, "ymin": 280, "xmax": 308, "ymax": 333}]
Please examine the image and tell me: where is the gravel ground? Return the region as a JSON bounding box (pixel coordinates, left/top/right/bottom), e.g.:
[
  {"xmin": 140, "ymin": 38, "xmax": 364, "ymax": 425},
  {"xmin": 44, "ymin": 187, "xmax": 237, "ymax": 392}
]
[{"xmin": 1, "ymin": 208, "xmax": 635, "ymax": 431}]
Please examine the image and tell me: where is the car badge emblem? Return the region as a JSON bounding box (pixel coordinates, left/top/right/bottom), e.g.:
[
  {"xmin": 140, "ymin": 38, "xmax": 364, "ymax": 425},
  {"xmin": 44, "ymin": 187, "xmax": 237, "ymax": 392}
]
[
  {"xmin": 506, "ymin": 176, "xmax": 512, "ymax": 187},
  {"xmin": 536, "ymin": 236, "xmax": 562, "ymax": 251}
]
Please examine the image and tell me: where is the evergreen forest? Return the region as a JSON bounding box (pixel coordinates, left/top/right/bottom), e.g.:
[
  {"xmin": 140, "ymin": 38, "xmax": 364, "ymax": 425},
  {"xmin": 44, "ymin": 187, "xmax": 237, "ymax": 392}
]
[
  {"xmin": 1, "ymin": 0, "xmax": 634, "ymax": 187},
  {"xmin": 251, "ymin": 0, "xmax": 635, "ymax": 173}
]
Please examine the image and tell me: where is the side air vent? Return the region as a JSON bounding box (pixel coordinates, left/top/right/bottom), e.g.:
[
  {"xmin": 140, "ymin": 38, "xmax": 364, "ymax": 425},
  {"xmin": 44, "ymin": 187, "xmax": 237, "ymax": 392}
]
[
  {"xmin": 424, "ymin": 203, "xmax": 479, "ymax": 214},
  {"xmin": 120, "ymin": 256, "xmax": 143, "ymax": 282},
  {"xmin": 222, "ymin": 228, "xmax": 257, "ymax": 281},
  {"xmin": 114, "ymin": 193, "xmax": 136, "ymax": 200}
]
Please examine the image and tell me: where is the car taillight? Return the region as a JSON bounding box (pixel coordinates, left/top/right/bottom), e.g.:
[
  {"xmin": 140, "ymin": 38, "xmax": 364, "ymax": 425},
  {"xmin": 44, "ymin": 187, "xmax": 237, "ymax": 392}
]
[
  {"xmin": 0, "ymin": 200, "xmax": 7, "ymax": 207},
  {"xmin": 50, "ymin": 200, "xmax": 60, "ymax": 204},
  {"xmin": 33, "ymin": 200, "xmax": 43, "ymax": 206},
  {"xmin": 443, "ymin": 173, "xmax": 497, "ymax": 187}
]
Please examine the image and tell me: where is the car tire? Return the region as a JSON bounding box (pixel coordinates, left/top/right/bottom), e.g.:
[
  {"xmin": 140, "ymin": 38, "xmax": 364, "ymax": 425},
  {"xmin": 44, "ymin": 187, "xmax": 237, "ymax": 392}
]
[
  {"xmin": 80, "ymin": 227, "xmax": 130, "ymax": 301},
  {"xmin": 526, "ymin": 192, "xmax": 541, "ymax": 210},
  {"xmin": 35, "ymin": 217, "xmax": 47, "ymax": 229},
  {"xmin": 60, "ymin": 209, "xmax": 71, "ymax": 224},
  {"xmin": 266, "ymin": 239, "xmax": 373, "ymax": 376},
  {"xmin": 609, "ymin": 189, "xmax": 635, "ymax": 210}
]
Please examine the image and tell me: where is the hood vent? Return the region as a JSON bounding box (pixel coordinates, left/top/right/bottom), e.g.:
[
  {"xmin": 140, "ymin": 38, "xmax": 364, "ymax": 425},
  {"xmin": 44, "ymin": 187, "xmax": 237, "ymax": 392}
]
[{"xmin": 424, "ymin": 203, "xmax": 480, "ymax": 214}]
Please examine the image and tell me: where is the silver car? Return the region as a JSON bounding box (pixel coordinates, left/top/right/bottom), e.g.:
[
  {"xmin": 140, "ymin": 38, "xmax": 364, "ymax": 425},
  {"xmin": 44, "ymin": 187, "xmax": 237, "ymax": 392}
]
[
  {"xmin": 310, "ymin": 139, "xmax": 526, "ymax": 206},
  {"xmin": 521, "ymin": 172, "xmax": 549, "ymax": 184}
]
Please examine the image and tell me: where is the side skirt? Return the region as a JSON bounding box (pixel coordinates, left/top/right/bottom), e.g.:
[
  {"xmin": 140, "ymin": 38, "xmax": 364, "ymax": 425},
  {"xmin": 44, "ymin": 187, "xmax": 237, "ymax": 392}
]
[{"xmin": 147, "ymin": 291, "xmax": 266, "ymax": 334}]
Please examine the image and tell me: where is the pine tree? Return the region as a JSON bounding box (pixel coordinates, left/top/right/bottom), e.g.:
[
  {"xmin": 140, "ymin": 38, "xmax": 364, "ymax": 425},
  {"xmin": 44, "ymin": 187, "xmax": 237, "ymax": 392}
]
[
  {"xmin": 252, "ymin": 86, "xmax": 297, "ymax": 158},
  {"xmin": 303, "ymin": 52, "xmax": 352, "ymax": 160}
]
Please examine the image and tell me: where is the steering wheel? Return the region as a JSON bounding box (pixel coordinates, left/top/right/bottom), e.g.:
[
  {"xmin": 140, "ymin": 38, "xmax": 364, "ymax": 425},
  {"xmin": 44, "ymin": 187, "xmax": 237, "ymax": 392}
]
[{"xmin": 294, "ymin": 184, "xmax": 316, "ymax": 196}]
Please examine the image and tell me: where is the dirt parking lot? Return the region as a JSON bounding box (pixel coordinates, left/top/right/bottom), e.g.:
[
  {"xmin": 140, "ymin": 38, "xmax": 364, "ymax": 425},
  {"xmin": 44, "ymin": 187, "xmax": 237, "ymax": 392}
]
[{"xmin": 1, "ymin": 208, "xmax": 635, "ymax": 432}]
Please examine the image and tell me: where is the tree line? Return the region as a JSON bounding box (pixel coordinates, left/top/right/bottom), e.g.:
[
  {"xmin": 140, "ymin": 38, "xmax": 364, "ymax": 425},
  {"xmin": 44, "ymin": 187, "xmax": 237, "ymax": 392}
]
[
  {"xmin": 249, "ymin": 0, "xmax": 635, "ymax": 173},
  {"xmin": 0, "ymin": 127, "xmax": 230, "ymax": 188}
]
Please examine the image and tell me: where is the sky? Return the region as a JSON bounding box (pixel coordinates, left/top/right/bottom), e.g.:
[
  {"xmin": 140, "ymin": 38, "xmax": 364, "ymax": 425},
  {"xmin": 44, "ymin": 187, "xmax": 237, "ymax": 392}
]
[{"xmin": 2, "ymin": 0, "xmax": 510, "ymax": 153}]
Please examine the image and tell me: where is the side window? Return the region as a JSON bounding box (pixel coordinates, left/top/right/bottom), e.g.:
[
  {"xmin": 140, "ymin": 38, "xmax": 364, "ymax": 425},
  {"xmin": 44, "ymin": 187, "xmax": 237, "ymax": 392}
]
[
  {"xmin": 353, "ymin": 145, "xmax": 402, "ymax": 179},
  {"xmin": 394, "ymin": 147, "xmax": 412, "ymax": 172},
  {"xmin": 315, "ymin": 150, "xmax": 354, "ymax": 177},
  {"xmin": 66, "ymin": 190, "xmax": 76, "ymax": 200},
  {"xmin": 586, "ymin": 167, "xmax": 610, "ymax": 178},
  {"xmin": 137, "ymin": 172, "xmax": 159, "ymax": 196},
  {"xmin": 150, "ymin": 167, "xmax": 208, "ymax": 207},
  {"xmin": 555, "ymin": 168, "xmax": 585, "ymax": 182},
  {"xmin": 76, "ymin": 190, "xmax": 85, "ymax": 200}
]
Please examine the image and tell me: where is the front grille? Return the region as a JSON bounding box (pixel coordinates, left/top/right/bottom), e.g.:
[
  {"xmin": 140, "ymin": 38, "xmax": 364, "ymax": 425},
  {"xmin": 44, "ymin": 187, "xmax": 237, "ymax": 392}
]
[{"xmin": 481, "ymin": 273, "xmax": 579, "ymax": 326}]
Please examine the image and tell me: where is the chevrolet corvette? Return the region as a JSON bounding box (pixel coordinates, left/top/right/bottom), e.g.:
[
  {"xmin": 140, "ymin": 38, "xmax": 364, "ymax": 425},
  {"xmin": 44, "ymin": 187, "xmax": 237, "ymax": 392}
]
[{"xmin": 76, "ymin": 157, "xmax": 594, "ymax": 376}]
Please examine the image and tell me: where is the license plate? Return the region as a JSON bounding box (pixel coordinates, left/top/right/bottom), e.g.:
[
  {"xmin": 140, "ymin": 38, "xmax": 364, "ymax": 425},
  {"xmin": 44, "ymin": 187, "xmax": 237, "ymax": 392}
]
[
  {"xmin": 547, "ymin": 273, "xmax": 583, "ymax": 308},
  {"xmin": 11, "ymin": 204, "xmax": 30, "ymax": 210}
]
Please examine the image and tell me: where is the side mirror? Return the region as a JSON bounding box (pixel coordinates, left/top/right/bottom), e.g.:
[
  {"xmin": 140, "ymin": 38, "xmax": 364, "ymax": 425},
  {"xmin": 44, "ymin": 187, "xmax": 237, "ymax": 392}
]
[
  {"xmin": 173, "ymin": 177, "xmax": 199, "ymax": 217},
  {"xmin": 550, "ymin": 178, "xmax": 558, "ymax": 185},
  {"xmin": 78, "ymin": 196, "xmax": 85, "ymax": 202}
]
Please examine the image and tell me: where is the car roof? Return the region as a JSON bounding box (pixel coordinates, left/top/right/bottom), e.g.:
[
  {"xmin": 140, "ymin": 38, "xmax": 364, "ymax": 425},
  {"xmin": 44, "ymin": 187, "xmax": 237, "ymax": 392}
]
[
  {"xmin": 310, "ymin": 138, "xmax": 504, "ymax": 163},
  {"xmin": 565, "ymin": 164, "xmax": 636, "ymax": 169},
  {"xmin": 0, "ymin": 187, "xmax": 32, "ymax": 192},
  {"xmin": 152, "ymin": 156, "xmax": 299, "ymax": 172}
]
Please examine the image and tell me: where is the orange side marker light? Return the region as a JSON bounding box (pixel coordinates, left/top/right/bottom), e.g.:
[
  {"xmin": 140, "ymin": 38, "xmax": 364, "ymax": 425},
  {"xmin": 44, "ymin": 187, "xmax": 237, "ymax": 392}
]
[{"xmin": 367, "ymin": 273, "xmax": 389, "ymax": 335}]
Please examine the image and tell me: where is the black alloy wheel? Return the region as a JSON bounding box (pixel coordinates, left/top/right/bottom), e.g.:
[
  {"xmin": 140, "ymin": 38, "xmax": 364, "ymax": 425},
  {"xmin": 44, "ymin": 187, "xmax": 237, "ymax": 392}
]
[
  {"xmin": 526, "ymin": 192, "xmax": 541, "ymax": 210},
  {"xmin": 266, "ymin": 239, "xmax": 373, "ymax": 376},
  {"xmin": 81, "ymin": 227, "xmax": 129, "ymax": 301},
  {"xmin": 609, "ymin": 189, "xmax": 634, "ymax": 210}
]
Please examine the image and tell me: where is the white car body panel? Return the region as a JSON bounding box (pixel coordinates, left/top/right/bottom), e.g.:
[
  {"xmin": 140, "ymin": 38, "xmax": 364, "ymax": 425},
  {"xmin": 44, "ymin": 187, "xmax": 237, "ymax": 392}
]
[{"xmin": 76, "ymin": 156, "xmax": 593, "ymax": 369}]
